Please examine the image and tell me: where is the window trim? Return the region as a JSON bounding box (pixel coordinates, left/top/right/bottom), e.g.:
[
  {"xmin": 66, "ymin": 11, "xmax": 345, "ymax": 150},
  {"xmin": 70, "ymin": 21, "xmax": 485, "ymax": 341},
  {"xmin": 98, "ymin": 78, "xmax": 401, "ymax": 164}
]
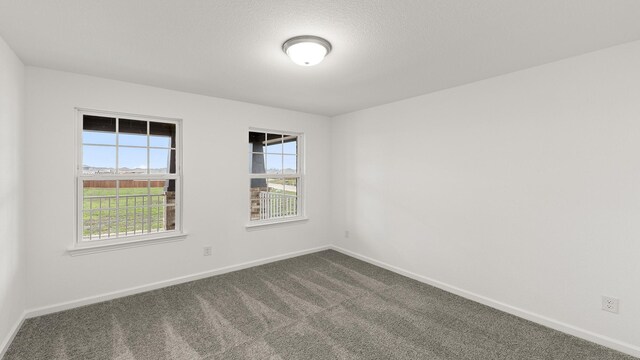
[
  {"xmin": 71, "ymin": 108, "xmax": 185, "ymax": 253},
  {"xmin": 246, "ymin": 127, "xmax": 306, "ymax": 228}
]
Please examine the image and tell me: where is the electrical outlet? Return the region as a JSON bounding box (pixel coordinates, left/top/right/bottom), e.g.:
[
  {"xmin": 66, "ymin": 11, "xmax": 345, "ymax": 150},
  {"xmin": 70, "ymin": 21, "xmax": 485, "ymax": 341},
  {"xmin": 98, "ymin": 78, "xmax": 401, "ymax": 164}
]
[
  {"xmin": 602, "ymin": 296, "xmax": 619, "ymax": 314},
  {"xmin": 345, "ymin": 230, "xmax": 350, "ymax": 238},
  {"xmin": 203, "ymin": 246, "xmax": 212, "ymax": 256}
]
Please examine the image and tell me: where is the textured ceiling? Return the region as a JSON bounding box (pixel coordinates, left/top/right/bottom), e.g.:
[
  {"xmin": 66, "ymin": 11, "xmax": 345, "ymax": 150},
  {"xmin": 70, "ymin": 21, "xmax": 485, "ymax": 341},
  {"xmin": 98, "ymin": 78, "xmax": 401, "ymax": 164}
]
[{"xmin": 1, "ymin": 0, "xmax": 640, "ymax": 116}]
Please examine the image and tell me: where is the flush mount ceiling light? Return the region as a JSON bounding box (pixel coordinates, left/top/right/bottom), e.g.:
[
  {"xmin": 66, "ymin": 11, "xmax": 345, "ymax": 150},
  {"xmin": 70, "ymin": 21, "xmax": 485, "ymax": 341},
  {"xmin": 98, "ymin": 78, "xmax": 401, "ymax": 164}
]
[{"xmin": 282, "ymin": 35, "xmax": 332, "ymax": 66}]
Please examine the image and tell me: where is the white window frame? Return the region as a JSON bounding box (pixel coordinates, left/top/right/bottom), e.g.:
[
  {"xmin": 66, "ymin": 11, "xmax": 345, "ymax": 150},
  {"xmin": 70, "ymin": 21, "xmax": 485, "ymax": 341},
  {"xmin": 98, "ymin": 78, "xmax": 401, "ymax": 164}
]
[
  {"xmin": 246, "ymin": 128, "xmax": 307, "ymax": 228},
  {"xmin": 70, "ymin": 108, "xmax": 185, "ymax": 255}
]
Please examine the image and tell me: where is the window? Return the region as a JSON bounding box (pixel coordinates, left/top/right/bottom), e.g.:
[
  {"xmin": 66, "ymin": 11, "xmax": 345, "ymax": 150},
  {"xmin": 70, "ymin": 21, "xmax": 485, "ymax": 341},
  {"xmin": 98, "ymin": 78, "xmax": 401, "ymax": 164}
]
[
  {"xmin": 249, "ymin": 130, "xmax": 303, "ymax": 224},
  {"xmin": 76, "ymin": 109, "xmax": 182, "ymax": 248}
]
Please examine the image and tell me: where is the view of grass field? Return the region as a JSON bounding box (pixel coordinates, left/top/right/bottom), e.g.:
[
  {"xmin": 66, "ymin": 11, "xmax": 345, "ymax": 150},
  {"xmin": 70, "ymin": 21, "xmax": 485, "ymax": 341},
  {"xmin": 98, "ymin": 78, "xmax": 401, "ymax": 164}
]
[{"xmin": 82, "ymin": 186, "xmax": 172, "ymax": 239}]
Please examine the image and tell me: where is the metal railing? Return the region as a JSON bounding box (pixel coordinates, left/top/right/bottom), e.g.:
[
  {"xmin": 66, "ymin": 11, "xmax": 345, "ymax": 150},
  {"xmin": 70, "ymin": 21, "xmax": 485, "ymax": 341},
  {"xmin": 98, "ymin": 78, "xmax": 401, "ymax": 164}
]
[
  {"xmin": 259, "ymin": 192, "xmax": 297, "ymax": 220},
  {"xmin": 83, "ymin": 193, "xmax": 168, "ymax": 239}
]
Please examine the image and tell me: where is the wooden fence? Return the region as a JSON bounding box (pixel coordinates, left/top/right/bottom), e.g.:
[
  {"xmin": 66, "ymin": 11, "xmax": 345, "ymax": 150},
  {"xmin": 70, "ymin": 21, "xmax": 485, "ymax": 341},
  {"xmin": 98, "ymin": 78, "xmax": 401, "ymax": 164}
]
[{"xmin": 83, "ymin": 180, "xmax": 167, "ymax": 188}]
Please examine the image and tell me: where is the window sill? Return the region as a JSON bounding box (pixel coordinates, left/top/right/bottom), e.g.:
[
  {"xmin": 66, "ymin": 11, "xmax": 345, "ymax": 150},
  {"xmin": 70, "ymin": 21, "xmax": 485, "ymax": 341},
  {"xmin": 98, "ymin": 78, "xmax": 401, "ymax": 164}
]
[
  {"xmin": 68, "ymin": 232, "xmax": 187, "ymax": 256},
  {"xmin": 245, "ymin": 216, "xmax": 308, "ymax": 230}
]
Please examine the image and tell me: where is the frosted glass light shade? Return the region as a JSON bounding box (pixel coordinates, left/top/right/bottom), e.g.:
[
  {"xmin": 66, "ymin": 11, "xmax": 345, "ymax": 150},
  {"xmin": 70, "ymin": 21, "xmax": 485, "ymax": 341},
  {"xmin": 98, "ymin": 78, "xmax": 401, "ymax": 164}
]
[{"xmin": 283, "ymin": 36, "xmax": 332, "ymax": 66}]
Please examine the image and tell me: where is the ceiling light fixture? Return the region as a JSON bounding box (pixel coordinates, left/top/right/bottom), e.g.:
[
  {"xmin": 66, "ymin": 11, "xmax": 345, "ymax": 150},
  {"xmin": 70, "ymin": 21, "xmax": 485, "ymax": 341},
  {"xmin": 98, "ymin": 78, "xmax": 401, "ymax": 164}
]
[{"xmin": 282, "ymin": 35, "xmax": 332, "ymax": 66}]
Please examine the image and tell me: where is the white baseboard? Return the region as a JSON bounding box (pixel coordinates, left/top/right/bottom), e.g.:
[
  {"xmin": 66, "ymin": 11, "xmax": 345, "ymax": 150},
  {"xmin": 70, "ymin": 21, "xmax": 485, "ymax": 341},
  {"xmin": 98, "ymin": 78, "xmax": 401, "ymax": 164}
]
[
  {"xmin": 26, "ymin": 245, "xmax": 330, "ymax": 318},
  {"xmin": 0, "ymin": 311, "xmax": 26, "ymax": 359},
  {"xmin": 329, "ymin": 245, "xmax": 640, "ymax": 359}
]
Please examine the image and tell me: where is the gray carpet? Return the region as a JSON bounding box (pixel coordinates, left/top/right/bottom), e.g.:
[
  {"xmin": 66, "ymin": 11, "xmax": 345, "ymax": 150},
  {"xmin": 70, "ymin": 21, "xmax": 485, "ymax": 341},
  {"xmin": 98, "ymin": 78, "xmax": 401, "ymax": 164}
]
[{"xmin": 3, "ymin": 250, "xmax": 635, "ymax": 359}]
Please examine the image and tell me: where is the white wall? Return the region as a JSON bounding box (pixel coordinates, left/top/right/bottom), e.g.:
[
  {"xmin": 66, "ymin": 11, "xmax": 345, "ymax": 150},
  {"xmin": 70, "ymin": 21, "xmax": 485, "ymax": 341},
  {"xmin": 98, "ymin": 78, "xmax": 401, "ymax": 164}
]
[
  {"xmin": 0, "ymin": 36, "xmax": 25, "ymax": 352},
  {"xmin": 331, "ymin": 41, "xmax": 640, "ymax": 355},
  {"xmin": 25, "ymin": 68, "xmax": 331, "ymax": 310}
]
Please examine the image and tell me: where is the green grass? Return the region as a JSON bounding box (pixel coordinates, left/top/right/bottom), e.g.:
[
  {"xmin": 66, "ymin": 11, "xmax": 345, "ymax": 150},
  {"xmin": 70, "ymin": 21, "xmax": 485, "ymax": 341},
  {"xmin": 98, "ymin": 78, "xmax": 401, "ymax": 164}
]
[
  {"xmin": 84, "ymin": 187, "xmax": 164, "ymax": 197},
  {"xmin": 82, "ymin": 187, "xmax": 172, "ymax": 239}
]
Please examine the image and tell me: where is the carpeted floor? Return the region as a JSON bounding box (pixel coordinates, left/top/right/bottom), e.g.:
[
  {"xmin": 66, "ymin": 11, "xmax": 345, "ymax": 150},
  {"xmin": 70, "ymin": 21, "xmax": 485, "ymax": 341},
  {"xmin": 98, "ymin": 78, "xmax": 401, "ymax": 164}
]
[{"xmin": 3, "ymin": 250, "xmax": 636, "ymax": 359}]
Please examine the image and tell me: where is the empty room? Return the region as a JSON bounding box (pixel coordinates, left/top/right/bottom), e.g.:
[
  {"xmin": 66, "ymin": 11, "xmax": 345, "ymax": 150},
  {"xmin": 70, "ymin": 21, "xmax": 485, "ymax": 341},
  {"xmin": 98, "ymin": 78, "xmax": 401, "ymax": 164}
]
[{"xmin": 0, "ymin": 1, "xmax": 639, "ymax": 359}]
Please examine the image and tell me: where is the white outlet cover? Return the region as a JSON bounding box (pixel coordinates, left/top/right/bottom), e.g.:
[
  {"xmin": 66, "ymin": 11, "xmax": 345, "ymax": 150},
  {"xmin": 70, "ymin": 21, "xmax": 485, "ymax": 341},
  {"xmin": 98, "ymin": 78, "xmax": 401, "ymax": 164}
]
[{"xmin": 602, "ymin": 296, "xmax": 619, "ymax": 314}]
